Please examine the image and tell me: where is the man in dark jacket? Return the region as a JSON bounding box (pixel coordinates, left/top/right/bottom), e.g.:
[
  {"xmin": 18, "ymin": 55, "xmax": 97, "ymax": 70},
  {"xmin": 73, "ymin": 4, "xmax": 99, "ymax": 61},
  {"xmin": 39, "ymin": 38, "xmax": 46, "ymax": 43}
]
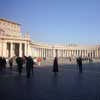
[
  {"xmin": 16, "ymin": 57, "xmax": 23, "ymax": 75},
  {"xmin": 2, "ymin": 57, "xmax": 6, "ymax": 71},
  {"xmin": 26, "ymin": 56, "xmax": 34, "ymax": 78},
  {"xmin": 53, "ymin": 57, "xmax": 59, "ymax": 73},
  {"xmin": 9, "ymin": 58, "xmax": 13, "ymax": 71},
  {"xmin": 77, "ymin": 57, "xmax": 83, "ymax": 73}
]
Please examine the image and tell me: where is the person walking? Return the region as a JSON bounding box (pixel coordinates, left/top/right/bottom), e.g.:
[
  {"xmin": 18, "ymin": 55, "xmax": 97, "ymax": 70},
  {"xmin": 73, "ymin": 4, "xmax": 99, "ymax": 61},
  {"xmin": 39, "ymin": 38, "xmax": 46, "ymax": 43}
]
[
  {"xmin": 53, "ymin": 57, "xmax": 59, "ymax": 73},
  {"xmin": 2, "ymin": 57, "xmax": 6, "ymax": 71},
  {"xmin": 9, "ymin": 58, "xmax": 13, "ymax": 71},
  {"xmin": 16, "ymin": 57, "xmax": 23, "ymax": 76},
  {"xmin": 77, "ymin": 57, "xmax": 83, "ymax": 73},
  {"xmin": 26, "ymin": 56, "xmax": 34, "ymax": 78}
]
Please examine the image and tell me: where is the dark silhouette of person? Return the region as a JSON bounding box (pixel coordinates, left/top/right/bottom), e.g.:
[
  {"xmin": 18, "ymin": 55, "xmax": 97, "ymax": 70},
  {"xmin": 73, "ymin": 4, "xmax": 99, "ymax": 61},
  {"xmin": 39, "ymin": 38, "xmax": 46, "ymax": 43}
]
[
  {"xmin": 53, "ymin": 57, "xmax": 58, "ymax": 73},
  {"xmin": 16, "ymin": 57, "xmax": 23, "ymax": 75},
  {"xmin": 0, "ymin": 57, "xmax": 3, "ymax": 72},
  {"xmin": 2, "ymin": 57, "xmax": 6, "ymax": 71},
  {"xmin": 26, "ymin": 56, "xmax": 34, "ymax": 78},
  {"xmin": 9, "ymin": 58, "xmax": 13, "ymax": 71},
  {"xmin": 77, "ymin": 57, "xmax": 83, "ymax": 73}
]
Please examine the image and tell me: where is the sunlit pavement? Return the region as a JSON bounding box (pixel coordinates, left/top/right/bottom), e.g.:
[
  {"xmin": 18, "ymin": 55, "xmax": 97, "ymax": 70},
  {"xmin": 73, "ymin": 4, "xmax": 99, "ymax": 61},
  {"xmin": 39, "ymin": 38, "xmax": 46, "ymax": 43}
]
[{"xmin": 0, "ymin": 63, "xmax": 100, "ymax": 100}]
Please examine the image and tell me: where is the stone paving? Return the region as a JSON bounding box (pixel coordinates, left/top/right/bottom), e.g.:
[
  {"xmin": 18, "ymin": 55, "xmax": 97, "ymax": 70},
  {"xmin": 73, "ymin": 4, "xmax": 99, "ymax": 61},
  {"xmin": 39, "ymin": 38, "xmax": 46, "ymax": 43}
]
[{"xmin": 0, "ymin": 63, "xmax": 100, "ymax": 100}]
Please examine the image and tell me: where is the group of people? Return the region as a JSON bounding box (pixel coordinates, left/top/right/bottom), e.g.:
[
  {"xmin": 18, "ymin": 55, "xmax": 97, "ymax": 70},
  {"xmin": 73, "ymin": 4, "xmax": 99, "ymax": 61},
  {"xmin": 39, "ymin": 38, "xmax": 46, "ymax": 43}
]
[
  {"xmin": 53, "ymin": 56, "xmax": 83, "ymax": 73},
  {"xmin": 0, "ymin": 57, "xmax": 6, "ymax": 72},
  {"xmin": 16, "ymin": 56, "xmax": 34, "ymax": 78},
  {"xmin": 0, "ymin": 56, "xmax": 83, "ymax": 78},
  {"xmin": 0, "ymin": 56, "xmax": 35, "ymax": 78}
]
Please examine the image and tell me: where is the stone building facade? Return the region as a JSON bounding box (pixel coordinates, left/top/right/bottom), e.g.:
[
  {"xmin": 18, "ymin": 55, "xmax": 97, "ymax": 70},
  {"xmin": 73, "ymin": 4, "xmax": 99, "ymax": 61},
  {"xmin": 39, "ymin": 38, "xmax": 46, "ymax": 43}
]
[{"xmin": 0, "ymin": 18, "xmax": 100, "ymax": 59}]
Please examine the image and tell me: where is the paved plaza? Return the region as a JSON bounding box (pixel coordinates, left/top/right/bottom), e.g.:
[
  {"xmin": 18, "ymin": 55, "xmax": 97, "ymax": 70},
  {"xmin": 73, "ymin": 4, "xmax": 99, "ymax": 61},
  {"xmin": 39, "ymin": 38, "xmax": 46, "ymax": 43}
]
[{"xmin": 0, "ymin": 63, "xmax": 100, "ymax": 100}]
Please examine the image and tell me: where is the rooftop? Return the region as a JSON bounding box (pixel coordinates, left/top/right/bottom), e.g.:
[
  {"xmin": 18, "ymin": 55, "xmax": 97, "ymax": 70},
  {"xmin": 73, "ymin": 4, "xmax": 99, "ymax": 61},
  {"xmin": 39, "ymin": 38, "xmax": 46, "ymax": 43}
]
[{"xmin": 0, "ymin": 18, "xmax": 21, "ymax": 26}]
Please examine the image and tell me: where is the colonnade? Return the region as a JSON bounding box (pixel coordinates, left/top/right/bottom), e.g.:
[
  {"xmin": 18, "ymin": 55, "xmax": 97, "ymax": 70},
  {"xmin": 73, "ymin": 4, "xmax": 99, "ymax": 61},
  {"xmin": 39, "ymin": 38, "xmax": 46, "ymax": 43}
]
[
  {"xmin": 31, "ymin": 47, "xmax": 100, "ymax": 59},
  {"xmin": 0, "ymin": 39, "xmax": 100, "ymax": 59},
  {"xmin": 0, "ymin": 40, "xmax": 28, "ymax": 58},
  {"xmin": 32, "ymin": 48, "xmax": 54, "ymax": 58}
]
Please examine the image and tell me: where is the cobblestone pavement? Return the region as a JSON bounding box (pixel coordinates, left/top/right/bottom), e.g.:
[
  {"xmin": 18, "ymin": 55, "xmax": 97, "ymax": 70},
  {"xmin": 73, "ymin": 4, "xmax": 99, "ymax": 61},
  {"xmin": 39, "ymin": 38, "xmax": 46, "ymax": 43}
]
[{"xmin": 0, "ymin": 63, "xmax": 100, "ymax": 100}]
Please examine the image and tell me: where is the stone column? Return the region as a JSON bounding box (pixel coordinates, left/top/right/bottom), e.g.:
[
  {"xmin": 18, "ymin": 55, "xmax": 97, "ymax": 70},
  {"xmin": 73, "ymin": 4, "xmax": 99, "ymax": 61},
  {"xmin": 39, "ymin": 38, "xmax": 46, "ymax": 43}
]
[
  {"xmin": 67, "ymin": 50, "xmax": 69, "ymax": 57},
  {"xmin": 66, "ymin": 50, "xmax": 68, "ymax": 57},
  {"xmin": 69, "ymin": 50, "xmax": 71, "ymax": 57},
  {"xmin": 39, "ymin": 48, "xmax": 41, "ymax": 57},
  {"xmin": 19, "ymin": 43, "xmax": 22, "ymax": 57},
  {"xmin": 98, "ymin": 48, "xmax": 100, "ymax": 58},
  {"xmin": 40, "ymin": 48, "xmax": 41, "ymax": 57},
  {"xmin": 52, "ymin": 49, "xmax": 53, "ymax": 57},
  {"xmin": 24, "ymin": 43, "xmax": 27, "ymax": 56},
  {"xmin": 82, "ymin": 50, "xmax": 84, "ymax": 58},
  {"xmin": 42, "ymin": 48, "xmax": 43, "ymax": 57},
  {"xmin": 53, "ymin": 49, "xmax": 56, "ymax": 57},
  {"xmin": 96, "ymin": 50, "xmax": 97, "ymax": 58},
  {"xmin": 75, "ymin": 50, "xmax": 77, "ymax": 57},
  {"xmin": 2, "ymin": 41, "xmax": 7, "ymax": 57},
  {"xmin": 45, "ymin": 49, "xmax": 46, "ymax": 58},
  {"xmin": 10, "ymin": 42, "xmax": 13, "ymax": 57},
  {"xmin": 79, "ymin": 50, "xmax": 80, "ymax": 57},
  {"xmin": 46, "ymin": 49, "xmax": 48, "ymax": 58},
  {"xmin": 92, "ymin": 50, "xmax": 93, "ymax": 58},
  {"xmin": 94, "ymin": 50, "xmax": 96, "ymax": 58},
  {"xmin": 68, "ymin": 50, "xmax": 69, "ymax": 57},
  {"xmin": 43, "ymin": 48, "xmax": 44, "ymax": 58},
  {"xmin": 41, "ymin": 48, "xmax": 42, "ymax": 57},
  {"xmin": 41, "ymin": 48, "xmax": 43, "ymax": 58},
  {"xmin": 48, "ymin": 49, "xmax": 50, "ymax": 58},
  {"xmin": 43, "ymin": 48, "xmax": 44, "ymax": 57},
  {"xmin": 73, "ymin": 50, "xmax": 76, "ymax": 57},
  {"xmin": 76, "ymin": 50, "xmax": 78, "ymax": 57},
  {"xmin": 36, "ymin": 48, "xmax": 38, "ymax": 57},
  {"xmin": 50, "ymin": 49, "xmax": 52, "ymax": 58},
  {"xmin": 44, "ymin": 48, "xmax": 45, "ymax": 58},
  {"xmin": 38, "ymin": 48, "xmax": 40, "ymax": 57},
  {"xmin": 85, "ymin": 50, "xmax": 86, "ymax": 57},
  {"xmin": 84, "ymin": 50, "xmax": 86, "ymax": 57},
  {"xmin": 42, "ymin": 48, "xmax": 44, "ymax": 58},
  {"xmin": 85, "ymin": 50, "xmax": 87, "ymax": 57},
  {"xmin": 47, "ymin": 49, "xmax": 49, "ymax": 58}
]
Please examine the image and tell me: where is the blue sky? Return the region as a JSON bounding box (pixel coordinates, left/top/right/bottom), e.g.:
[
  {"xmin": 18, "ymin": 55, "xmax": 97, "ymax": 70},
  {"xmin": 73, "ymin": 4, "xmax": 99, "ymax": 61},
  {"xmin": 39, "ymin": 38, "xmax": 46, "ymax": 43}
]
[{"xmin": 0, "ymin": 0, "xmax": 100, "ymax": 44}]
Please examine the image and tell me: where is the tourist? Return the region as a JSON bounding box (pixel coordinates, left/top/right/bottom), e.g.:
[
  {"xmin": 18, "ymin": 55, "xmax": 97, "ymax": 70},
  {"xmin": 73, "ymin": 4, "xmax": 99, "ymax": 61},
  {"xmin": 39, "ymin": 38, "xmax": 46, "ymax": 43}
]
[
  {"xmin": 2, "ymin": 57, "xmax": 7, "ymax": 71},
  {"xmin": 16, "ymin": 57, "xmax": 23, "ymax": 75},
  {"xmin": 26, "ymin": 56, "xmax": 34, "ymax": 78},
  {"xmin": 53, "ymin": 57, "xmax": 59, "ymax": 73},
  {"xmin": 77, "ymin": 57, "xmax": 83, "ymax": 73},
  {"xmin": 9, "ymin": 58, "xmax": 13, "ymax": 71}
]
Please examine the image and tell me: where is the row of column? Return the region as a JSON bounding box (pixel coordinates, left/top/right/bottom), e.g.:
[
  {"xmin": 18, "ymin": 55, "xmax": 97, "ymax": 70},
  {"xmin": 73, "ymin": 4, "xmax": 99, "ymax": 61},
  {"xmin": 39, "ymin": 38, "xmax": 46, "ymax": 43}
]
[
  {"xmin": 1, "ymin": 41, "xmax": 100, "ymax": 58},
  {"xmin": 10, "ymin": 42, "xmax": 28, "ymax": 57},
  {"xmin": 33, "ymin": 48, "xmax": 54, "ymax": 58},
  {"xmin": 33, "ymin": 48, "xmax": 100, "ymax": 58},
  {"xmin": 1, "ymin": 41, "xmax": 28, "ymax": 58}
]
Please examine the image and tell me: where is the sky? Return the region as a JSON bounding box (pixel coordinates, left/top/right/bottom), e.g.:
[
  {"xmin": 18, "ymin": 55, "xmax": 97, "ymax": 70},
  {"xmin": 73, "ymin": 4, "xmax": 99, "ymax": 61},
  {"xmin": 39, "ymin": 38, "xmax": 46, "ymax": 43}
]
[{"xmin": 0, "ymin": 0, "xmax": 100, "ymax": 45}]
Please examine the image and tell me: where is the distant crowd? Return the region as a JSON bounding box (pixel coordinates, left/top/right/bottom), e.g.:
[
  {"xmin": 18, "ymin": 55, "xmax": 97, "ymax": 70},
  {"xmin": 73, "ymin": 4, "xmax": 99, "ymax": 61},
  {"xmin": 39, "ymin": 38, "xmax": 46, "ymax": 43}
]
[
  {"xmin": 0, "ymin": 56, "xmax": 35, "ymax": 78},
  {"xmin": 0, "ymin": 56, "xmax": 86, "ymax": 78}
]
